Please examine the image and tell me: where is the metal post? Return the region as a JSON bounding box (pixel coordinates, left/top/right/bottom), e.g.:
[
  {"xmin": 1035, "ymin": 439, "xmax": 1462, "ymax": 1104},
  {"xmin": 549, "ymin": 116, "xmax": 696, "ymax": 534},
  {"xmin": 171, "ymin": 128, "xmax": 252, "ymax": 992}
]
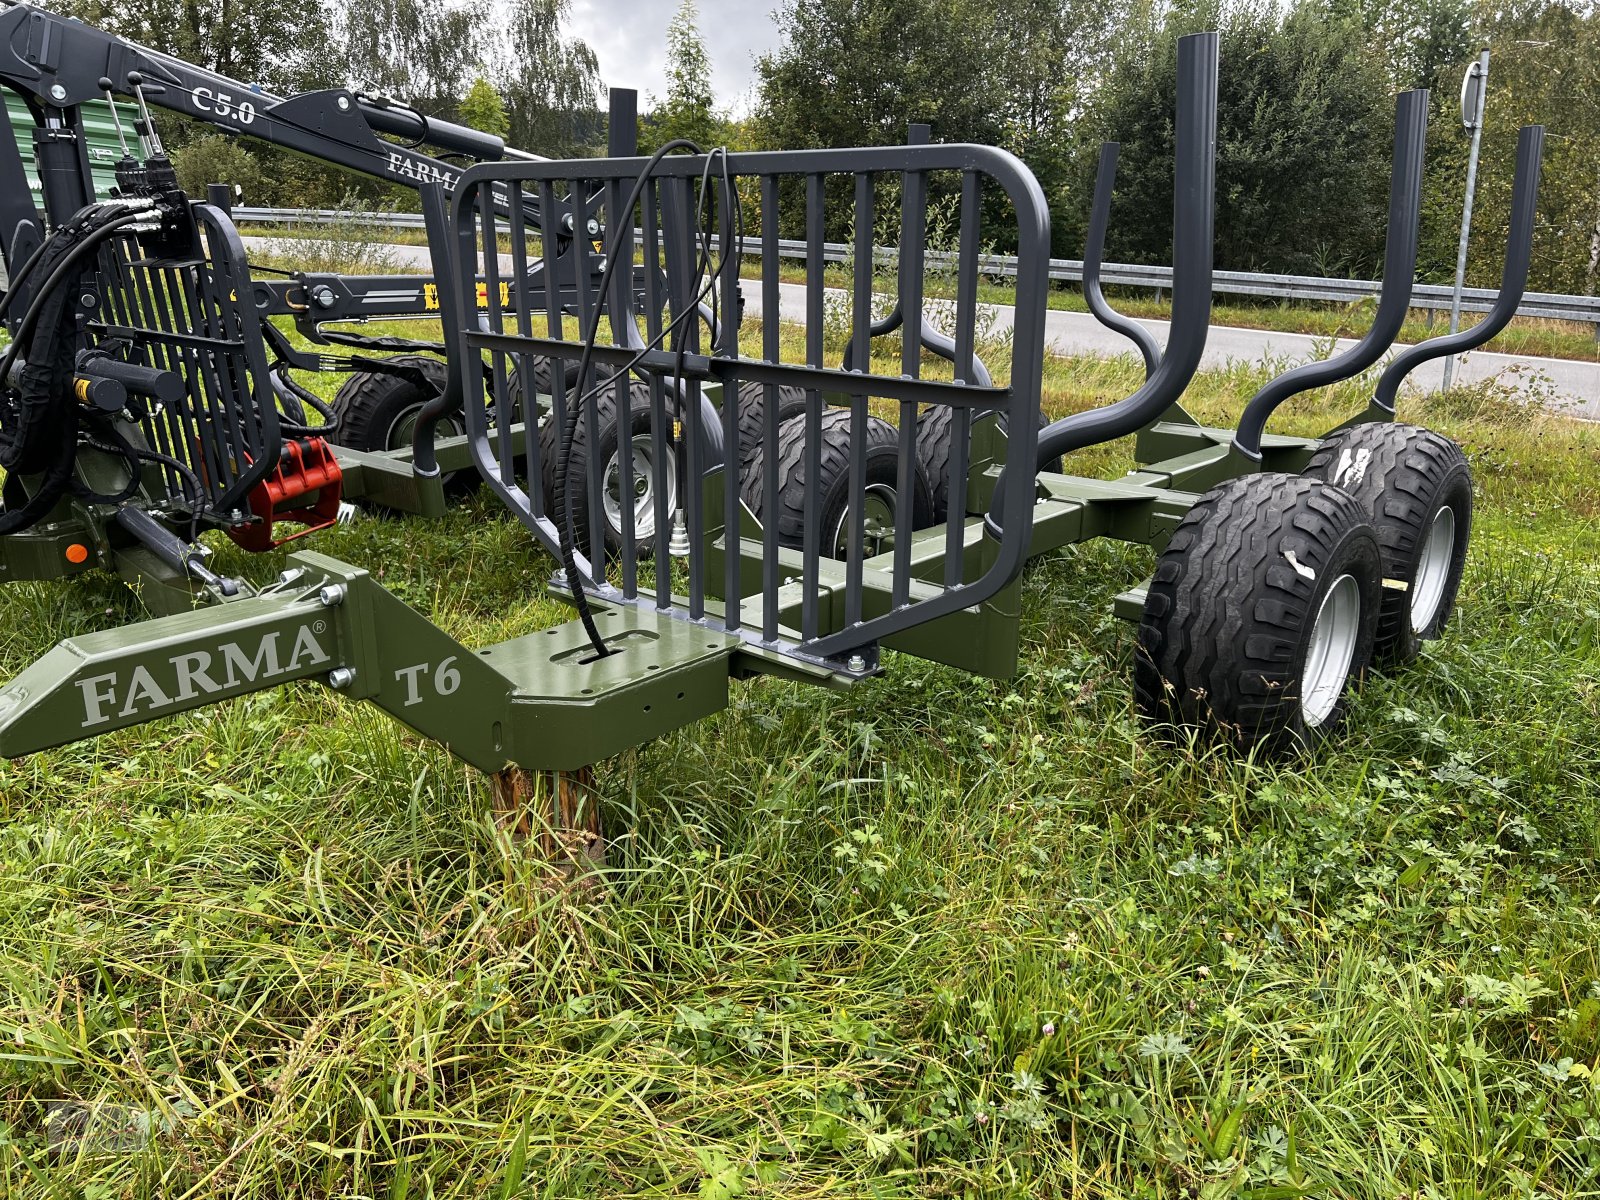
[{"xmin": 1444, "ymin": 49, "xmax": 1490, "ymax": 391}]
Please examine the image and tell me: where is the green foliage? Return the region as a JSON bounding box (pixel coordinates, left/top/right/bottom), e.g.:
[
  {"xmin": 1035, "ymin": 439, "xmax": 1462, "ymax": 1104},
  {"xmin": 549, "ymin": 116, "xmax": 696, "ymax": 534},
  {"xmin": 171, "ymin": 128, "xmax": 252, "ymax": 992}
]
[
  {"xmin": 1448, "ymin": 5, "xmax": 1600, "ymax": 296},
  {"xmin": 754, "ymin": 0, "xmax": 1117, "ymax": 247},
  {"xmin": 170, "ymin": 138, "xmax": 383, "ymax": 209},
  {"xmin": 495, "ymin": 0, "xmax": 605, "ymax": 157},
  {"xmin": 642, "ymin": 0, "xmax": 725, "ymax": 152},
  {"xmin": 1081, "ymin": 0, "xmax": 1397, "ymax": 276},
  {"xmin": 343, "ymin": 0, "xmax": 482, "ymax": 118},
  {"xmin": 51, "ymin": 0, "xmax": 342, "ymax": 94},
  {"xmin": 1349, "ymin": 0, "xmax": 1476, "ymax": 90},
  {"xmin": 170, "ymin": 134, "xmax": 265, "ymax": 203},
  {"xmin": 459, "ymin": 77, "xmax": 511, "ymax": 141},
  {"xmin": 756, "ymin": 0, "xmax": 1013, "ymax": 151}
]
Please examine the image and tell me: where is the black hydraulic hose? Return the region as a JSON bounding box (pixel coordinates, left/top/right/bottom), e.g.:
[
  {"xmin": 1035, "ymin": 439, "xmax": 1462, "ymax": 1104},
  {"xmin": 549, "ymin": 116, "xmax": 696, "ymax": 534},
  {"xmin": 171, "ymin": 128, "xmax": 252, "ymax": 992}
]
[
  {"xmin": 0, "ymin": 204, "xmax": 152, "ymax": 533},
  {"xmin": 556, "ymin": 138, "xmax": 715, "ymax": 659},
  {"xmin": 1371, "ymin": 124, "xmax": 1545, "ymax": 413},
  {"xmin": 1231, "ymin": 89, "xmax": 1430, "ymax": 458},
  {"xmin": 0, "ymin": 246, "xmax": 82, "ymax": 531},
  {"xmin": 0, "ymin": 203, "xmax": 138, "ymax": 326},
  {"xmin": 986, "ymin": 30, "xmax": 1218, "ymax": 536},
  {"xmin": 72, "ymin": 420, "xmax": 144, "ymax": 506},
  {"xmin": 550, "ymin": 143, "xmax": 744, "ymax": 659},
  {"xmin": 1083, "ymin": 142, "xmax": 1161, "ymax": 378},
  {"xmin": 0, "ymin": 236, "xmax": 55, "ymax": 325},
  {"xmin": 270, "ymin": 366, "xmax": 339, "ymax": 435},
  {"xmin": 0, "ymin": 212, "xmax": 145, "ymax": 388}
]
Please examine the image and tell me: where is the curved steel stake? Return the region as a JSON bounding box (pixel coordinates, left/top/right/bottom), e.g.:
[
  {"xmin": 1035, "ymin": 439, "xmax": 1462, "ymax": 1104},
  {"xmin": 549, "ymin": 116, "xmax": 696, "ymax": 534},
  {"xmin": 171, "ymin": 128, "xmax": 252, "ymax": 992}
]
[
  {"xmin": 989, "ymin": 28, "xmax": 1217, "ymax": 533},
  {"xmin": 1231, "ymin": 89, "xmax": 1430, "ymax": 459},
  {"xmin": 1083, "ymin": 141, "xmax": 1161, "ymax": 377},
  {"xmin": 1369, "ymin": 124, "xmax": 1544, "ymax": 415}
]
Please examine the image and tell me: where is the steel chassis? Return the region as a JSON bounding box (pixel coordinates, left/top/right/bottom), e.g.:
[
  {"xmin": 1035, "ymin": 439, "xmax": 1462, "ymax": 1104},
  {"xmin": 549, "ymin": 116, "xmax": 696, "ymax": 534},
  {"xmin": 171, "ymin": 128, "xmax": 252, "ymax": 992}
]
[
  {"xmin": 0, "ymin": 0, "xmax": 647, "ymax": 575},
  {"xmin": 0, "ymin": 31, "xmax": 1546, "ymax": 784}
]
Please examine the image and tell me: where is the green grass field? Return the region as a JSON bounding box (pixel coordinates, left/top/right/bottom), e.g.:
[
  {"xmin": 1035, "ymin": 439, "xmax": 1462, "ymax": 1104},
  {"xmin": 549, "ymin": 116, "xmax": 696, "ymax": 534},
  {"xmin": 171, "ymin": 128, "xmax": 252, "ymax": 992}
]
[{"xmin": 1, "ymin": 336, "xmax": 1599, "ymax": 1197}]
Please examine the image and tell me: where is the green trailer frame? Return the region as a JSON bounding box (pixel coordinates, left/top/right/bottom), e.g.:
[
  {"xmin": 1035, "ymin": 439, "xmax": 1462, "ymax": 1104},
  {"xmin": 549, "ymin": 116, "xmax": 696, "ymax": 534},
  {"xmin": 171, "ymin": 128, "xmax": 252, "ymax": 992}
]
[{"xmin": 0, "ymin": 33, "xmax": 1547, "ymax": 800}]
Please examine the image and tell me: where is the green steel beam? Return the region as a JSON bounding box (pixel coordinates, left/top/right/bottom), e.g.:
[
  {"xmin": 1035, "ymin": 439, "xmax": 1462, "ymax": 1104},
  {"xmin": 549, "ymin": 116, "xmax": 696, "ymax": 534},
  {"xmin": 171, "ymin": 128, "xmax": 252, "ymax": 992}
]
[{"xmin": 0, "ymin": 550, "xmax": 741, "ymax": 773}]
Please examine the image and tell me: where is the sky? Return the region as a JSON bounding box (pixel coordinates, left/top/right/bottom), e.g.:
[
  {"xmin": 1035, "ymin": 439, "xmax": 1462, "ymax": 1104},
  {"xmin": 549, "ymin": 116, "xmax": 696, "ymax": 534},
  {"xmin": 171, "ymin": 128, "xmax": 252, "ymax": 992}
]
[{"xmin": 564, "ymin": 0, "xmax": 784, "ymax": 118}]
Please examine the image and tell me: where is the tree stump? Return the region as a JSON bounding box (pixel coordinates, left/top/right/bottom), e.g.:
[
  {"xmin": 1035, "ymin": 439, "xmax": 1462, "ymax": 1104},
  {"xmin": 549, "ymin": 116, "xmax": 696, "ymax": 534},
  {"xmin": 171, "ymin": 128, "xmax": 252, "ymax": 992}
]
[{"xmin": 491, "ymin": 766, "xmax": 605, "ymax": 877}]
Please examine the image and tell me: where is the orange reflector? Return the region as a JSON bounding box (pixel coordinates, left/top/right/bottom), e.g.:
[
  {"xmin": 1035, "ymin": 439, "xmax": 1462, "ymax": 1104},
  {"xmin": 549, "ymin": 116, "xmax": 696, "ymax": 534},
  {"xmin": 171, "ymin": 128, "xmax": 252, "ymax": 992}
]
[{"xmin": 65, "ymin": 544, "xmax": 90, "ymax": 565}]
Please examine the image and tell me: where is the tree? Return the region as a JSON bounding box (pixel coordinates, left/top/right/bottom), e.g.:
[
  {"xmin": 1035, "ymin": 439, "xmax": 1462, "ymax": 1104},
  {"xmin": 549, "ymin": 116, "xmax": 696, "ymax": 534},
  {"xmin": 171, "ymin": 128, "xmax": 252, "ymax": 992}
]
[
  {"xmin": 341, "ymin": 0, "xmax": 482, "ymax": 118},
  {"xmin": 1337, "ymin": 0, "xmax": 1475, "ymax": 91},
  {"xmin": 1448, "ymin": 3, "xmax": 1600, "ymax": 295},
  {"xmin": 493, "ymin": 0, "xmax": 604, "ymax": 156},
  {"xmin": 754, "ymin": 0, "xmax": 1119, "ymax": 249},
  {"xmin": 171, "ymin": 133, "xmax": 265, "ymax": 201},
  {"xmin": 460, "ymin": 78, "xmax": 511, "ymax": 140},
  {"xmin": 756, "ymin": 0, "xmax": 1010, "ymax": 152},
  {"xmin": 53, "ymin": 0, "xmax": 341, "ymax": 94},
  {"xmin": 1082, "ymin": 0, "xmax": 1396, "ymax": 276},
  {"xmin": 643, "ymin": 0, "xmax": 723, "ymax": 150}
]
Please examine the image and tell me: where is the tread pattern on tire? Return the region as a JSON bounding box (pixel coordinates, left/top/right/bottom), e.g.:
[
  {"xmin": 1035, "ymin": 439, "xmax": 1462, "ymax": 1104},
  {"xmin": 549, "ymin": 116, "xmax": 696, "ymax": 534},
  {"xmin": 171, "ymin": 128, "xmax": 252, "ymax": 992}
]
[
  {"xmin": 733, "ymin": 382, "xmax": 809, "ymax": 474},
  {"xmin": 538, "ymin": 378, "xmax": 658, "ymax": 559},
  {"xmin": 330, "ymin": 354, "xmax": 447, "ymax": 452},
  {"xmin": 915, "ymin": 404, "xmax": 1062, "ymax": 522},
  {"xmin": 741, "ymin": 408, "xmax": 933, "ymax": 552},
  {"xmin": 1303, "ymin": 422, "xmax": 1471, "ymax": 663},
  {"xmin": 1134, "ymin": 472, "xmax": 1383, "ymax": 754}
]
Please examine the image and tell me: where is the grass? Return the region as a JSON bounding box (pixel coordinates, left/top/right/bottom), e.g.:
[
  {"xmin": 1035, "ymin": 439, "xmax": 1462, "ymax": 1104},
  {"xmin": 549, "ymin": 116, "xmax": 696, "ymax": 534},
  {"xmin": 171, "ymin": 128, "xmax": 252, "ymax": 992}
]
[{"xmin": 1, "ymin": 320, "xmax": 1599, "ymax": 1196}]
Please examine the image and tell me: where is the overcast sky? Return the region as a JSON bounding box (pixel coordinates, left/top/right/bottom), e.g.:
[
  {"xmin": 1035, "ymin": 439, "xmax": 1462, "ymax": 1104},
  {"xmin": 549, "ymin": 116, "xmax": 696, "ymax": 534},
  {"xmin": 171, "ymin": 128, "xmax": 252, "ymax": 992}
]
[{"xmin": 565, "ymin": 1, "xmax": 784, "ymax": 118}]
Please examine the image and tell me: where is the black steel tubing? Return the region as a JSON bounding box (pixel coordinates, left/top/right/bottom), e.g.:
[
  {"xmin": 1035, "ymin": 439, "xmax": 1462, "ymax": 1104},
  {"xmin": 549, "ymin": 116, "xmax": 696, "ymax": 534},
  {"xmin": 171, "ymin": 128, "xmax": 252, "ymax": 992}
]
[
  {"xmin": 1232, "ymin": 88, "xmax": 1430, "ymax": 458},
  {"xmin": 1371, "ymin": 124, "xmax": 1544, "ymax": 413},
  {"xmin": 1083, "ymin": 142, "xmax": 1160, "ymax": 378},
  {"xmin": 1016, "ymin": 31, "xmax": 1218, "ymax": 503}
]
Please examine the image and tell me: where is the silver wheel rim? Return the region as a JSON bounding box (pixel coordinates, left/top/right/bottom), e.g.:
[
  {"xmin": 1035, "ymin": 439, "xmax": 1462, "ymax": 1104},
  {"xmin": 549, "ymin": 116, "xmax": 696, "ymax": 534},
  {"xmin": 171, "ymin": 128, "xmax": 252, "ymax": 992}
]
[
  {"xmin": 830, "ymin": 483, "xmax": 899, "ymax": 558},
  {"xmin": 1302, "ymin": 573, "xmax": 1361, "ymax": 728},
  {"xmin": 387, "ymin": 404, "xmax": 461, "ymax": 452},
  {"xmin": 602, "ymin": 434, "xmax": 676, "ymax": 542},
  {"xmin": 1410, "ymin": 506, "xmax": 1456, "ymax": 634}
]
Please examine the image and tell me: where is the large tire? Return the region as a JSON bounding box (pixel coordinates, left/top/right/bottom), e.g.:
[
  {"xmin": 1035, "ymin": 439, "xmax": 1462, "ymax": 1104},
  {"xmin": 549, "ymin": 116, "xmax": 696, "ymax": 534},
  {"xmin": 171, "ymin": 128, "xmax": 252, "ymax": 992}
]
[
  {"xmin": 1134, "ymin": 473, "xmax": 1384, "ymax": 755},
  {"xmin": 1303, "ymin": 423, "xmax": 1472, "ymax": 665},
  {"xmin": 741, "ymin": 409, "xmax": 934, "ymax": 557},
  {"xmin": 505, "ymin": 355, "xmax": 589, "ymax": 428},
  {"xmin": 538, "ymin": 379, "xmax": 675, "ymax": 560},
  {"xmin": 733, "ymin": 381, "xmax": 809, "ymax": 471},
  {"xmin": 916, "ymin": 405, "xmax": 1063, "ymax": 522},
  {"xmin": 330, "ymin": 355, "xmax": 455, "ymax": 454}
]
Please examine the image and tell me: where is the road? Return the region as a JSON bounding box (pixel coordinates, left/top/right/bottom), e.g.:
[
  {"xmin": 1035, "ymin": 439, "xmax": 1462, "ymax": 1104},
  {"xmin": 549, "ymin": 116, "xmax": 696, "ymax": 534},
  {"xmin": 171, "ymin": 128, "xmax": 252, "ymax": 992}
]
[
  {"xmin": 742, "ymin": 283, "xmax": 1600, "ymax": 421},
  {"xmin": 246, "ymin": 238, "xmax": 1599, "ymax": 419}
]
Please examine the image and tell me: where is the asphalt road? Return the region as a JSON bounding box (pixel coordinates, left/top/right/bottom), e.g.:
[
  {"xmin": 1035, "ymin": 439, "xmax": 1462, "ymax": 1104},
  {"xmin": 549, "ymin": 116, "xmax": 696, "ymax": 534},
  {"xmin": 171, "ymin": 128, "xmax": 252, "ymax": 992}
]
[
  {"xmin": 247, "ymin": 238, "xmax": 1598, "ymax": 419},
  {"xmin": 743, "ymin": 282, "xmax": 1600, "ymax": 421}
]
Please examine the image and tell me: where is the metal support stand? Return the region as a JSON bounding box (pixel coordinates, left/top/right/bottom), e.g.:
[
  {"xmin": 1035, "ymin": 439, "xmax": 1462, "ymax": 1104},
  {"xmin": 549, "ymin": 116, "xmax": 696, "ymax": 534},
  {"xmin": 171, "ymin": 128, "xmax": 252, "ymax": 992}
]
[
  {"xmin": 492, "ymin": 766, "xmax": 606, "ymax": 877},
  {"xmin": 1444, "ymin": 48, "xmax": 1491, "ymax": 391}
]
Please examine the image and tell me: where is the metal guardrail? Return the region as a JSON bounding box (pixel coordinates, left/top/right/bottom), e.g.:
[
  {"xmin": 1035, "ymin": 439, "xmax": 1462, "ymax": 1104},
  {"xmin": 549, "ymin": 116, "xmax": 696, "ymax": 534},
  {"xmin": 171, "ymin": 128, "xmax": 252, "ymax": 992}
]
[{"xmin": 234, "ymin": 205, "xmax": 1600, "ymax": 327}]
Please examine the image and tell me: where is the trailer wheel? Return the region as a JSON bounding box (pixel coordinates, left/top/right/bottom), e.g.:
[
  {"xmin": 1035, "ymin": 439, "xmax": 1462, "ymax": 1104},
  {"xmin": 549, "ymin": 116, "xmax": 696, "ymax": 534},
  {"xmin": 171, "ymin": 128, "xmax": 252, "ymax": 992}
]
[
  {"xmin": 742, "ymin": 409, "xmax": 933, "ymax": 556},
  {"xmin": 538, "ymin": 379, "xmax": 674, "ymax": 560},
  {"xmin": 1303, "ymin": 423, "xmax": 1472, "ymax": 665},
  {"xmin": 331, "ymin": 355, "xmax": 458, "ymax": 455},
  {"xmin": 503, "ymin": 355, "xmax": 589, "ymax": 427},
  {"xmin": 733, "ymin": 381, "xmax": 809, "ymax": 468},
  {"xmin": 915, "ymin": 405, "xmax": 1063, "ymax": 522},
  {"xmin": 1134, "ymin": 473, "xmax": 1383, "ymax": 754}
]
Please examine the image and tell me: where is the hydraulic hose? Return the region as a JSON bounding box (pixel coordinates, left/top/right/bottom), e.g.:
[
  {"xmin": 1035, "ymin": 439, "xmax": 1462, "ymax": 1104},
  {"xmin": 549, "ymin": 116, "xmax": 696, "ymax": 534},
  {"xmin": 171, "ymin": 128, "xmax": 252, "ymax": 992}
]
[{"xmin": 0, "ymin": 204, "xmax": 151, "ymax": 533}]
